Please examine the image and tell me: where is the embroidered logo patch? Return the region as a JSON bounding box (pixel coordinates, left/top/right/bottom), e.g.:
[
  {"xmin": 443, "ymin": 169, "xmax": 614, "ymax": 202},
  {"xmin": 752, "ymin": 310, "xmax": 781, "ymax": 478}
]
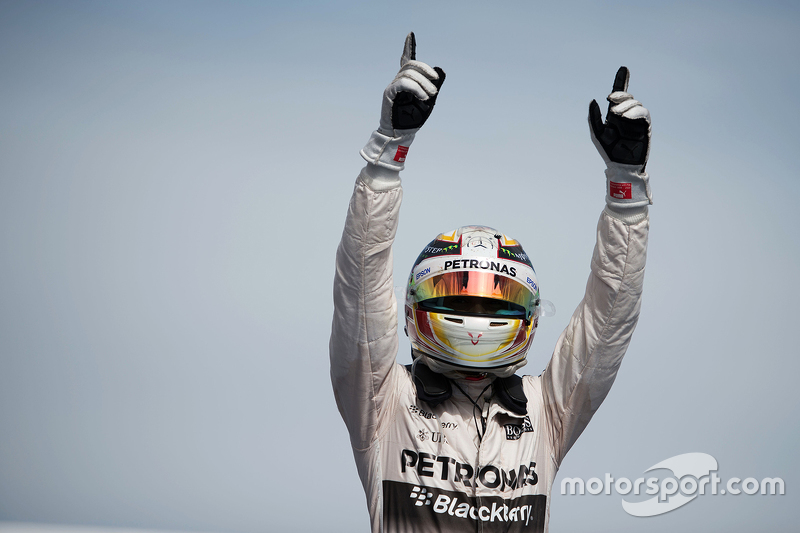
[{"xmin": 504, "ymin": 415, "xmax": 534, "ymax": 440}]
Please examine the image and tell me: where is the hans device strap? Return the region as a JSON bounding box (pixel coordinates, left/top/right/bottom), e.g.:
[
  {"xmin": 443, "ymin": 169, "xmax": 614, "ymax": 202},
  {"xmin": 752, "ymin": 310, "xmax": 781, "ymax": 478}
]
[{"xmin": 408, "ymin": 361, "xmax": 528, "ymax": 415}]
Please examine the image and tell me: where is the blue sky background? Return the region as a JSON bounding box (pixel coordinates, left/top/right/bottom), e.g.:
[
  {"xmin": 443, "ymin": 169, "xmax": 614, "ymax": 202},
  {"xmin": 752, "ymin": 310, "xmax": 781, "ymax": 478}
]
[{"xmin": 1, "ymin": 1, "xmax": 798, "ymax": 531}]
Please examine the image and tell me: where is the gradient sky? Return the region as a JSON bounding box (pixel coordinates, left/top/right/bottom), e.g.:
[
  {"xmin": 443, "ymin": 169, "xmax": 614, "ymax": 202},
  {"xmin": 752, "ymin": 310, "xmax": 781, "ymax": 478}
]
[{"xmin": 1, "ymin": 1, "xmax": 798, "ymax": 532}]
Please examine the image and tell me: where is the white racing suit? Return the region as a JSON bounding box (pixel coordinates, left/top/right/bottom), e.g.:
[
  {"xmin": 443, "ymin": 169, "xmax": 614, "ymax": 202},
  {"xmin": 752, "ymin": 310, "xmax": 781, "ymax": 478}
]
[{"xmin": 330, "ymin": 166, "xmax": 648, "ymax": 532}]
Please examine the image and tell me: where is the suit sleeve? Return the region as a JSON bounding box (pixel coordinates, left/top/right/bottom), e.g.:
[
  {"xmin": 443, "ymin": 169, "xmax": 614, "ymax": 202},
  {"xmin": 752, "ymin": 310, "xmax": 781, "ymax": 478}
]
[
  {"xmin": 329, "ymin": 167, "xmax": 405, "ymax": 451},
  {"xmin": 542, "ymin": 207, "xmax": 649, "ymax": 465}
]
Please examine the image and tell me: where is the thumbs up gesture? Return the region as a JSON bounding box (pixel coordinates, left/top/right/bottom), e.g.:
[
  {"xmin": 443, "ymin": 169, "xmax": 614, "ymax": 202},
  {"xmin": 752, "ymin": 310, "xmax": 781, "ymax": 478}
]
[
  {"xmin": 361, "ymin": 33, "xmax": 446, "ymax": 172},
  {"xmin": 588, "ymin": 67, "xmax": 653, "ymax": 210}
]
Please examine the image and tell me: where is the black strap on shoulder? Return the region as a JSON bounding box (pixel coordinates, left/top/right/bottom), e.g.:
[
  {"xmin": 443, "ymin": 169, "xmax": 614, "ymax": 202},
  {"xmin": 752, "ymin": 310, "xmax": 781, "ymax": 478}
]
[
  {"xmin": 495, "ymin": 374, "xmax": 528, "ymax": 416},
  {"xmin": 408, "ymin": 361, "xmax": 527, "ymax": 414},
  {"xmin": 408, "ymin": 360, "xmax": 452, "ymax": 406}
]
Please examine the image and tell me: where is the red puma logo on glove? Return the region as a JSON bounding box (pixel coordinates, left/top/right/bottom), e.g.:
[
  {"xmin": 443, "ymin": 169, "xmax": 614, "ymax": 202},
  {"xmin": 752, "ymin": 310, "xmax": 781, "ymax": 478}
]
[
  {"xmin": 610, "ymin": 181, "xmax": 632, "ymax": 199},
  {"xmin": 394, "ymin": 145, "xmax": 409, "ymax": 162}
]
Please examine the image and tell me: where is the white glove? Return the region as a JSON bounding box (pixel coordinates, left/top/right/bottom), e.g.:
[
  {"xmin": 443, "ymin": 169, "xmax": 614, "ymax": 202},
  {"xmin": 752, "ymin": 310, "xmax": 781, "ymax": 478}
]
[
  {"xmin": 361, "ymin": 32, "xmax": 445, "ymax": 172},
  {"xmin": 589, "ymin": 67, "xmax": 653, "ymax": 210}
]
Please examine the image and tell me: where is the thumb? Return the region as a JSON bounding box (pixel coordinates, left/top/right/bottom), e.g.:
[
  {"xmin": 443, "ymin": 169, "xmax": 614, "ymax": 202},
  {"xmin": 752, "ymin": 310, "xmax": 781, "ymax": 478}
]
[
  {"xmin": 431, "ymin": 66, "xmax": 446, "ymax": 90},
  {"xmin": 588, "ymin": 99, "xmax": 604, "ymax": 139},
  {"xmin": 401, "ymin": 31, "xmax": 416, "ymax": 67}
]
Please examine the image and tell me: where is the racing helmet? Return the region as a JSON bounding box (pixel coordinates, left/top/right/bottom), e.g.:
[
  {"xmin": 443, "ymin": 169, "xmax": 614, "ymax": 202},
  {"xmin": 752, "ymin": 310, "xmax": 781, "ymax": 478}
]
[{"xmin": 405, "ymin": 225, "xmax": 541, "ymax": 378}]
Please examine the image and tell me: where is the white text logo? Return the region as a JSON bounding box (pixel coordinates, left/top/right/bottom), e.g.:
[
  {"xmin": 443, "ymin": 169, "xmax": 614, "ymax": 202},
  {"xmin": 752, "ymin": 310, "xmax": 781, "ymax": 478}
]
[{"xmin": 560, "ymin": 453, "xmax": 785, "ymax": 517}]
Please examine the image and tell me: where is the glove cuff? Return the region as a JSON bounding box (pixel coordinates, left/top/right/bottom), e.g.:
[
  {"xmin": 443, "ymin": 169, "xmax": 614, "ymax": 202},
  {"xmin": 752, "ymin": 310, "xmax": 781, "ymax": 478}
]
[
  {"xmin": 604, "ymin": 165, "xmax": 653, "ymax": 210},
  {"xmin": 358, "ymin": 163, "xmax": 401, "ymax": 192},
  {"xmin": 604, "ymin": 204, "xmax": 648, "ymax": 225},
  {"xmin": 360, "ymin": 130, "xmax": 416, "ymax": 171}
]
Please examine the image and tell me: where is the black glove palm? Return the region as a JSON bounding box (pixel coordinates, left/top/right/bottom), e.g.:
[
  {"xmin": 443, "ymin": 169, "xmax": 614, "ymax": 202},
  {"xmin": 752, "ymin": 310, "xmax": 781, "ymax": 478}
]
[
  {"xmin": 589, "ymin": 67, "xmax": 650, "ymax": 168},
  {"xmin": 378, "ymin": 32, "xmax": 446, "ymax": 136},
  {"xmin": 392, "ymin": 34, "xmax": 446, "ymax": 129}
]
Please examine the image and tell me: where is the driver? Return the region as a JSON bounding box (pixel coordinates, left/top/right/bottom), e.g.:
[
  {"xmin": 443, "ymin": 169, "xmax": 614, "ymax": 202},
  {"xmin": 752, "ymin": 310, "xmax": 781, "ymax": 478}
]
[{"xmin": 330, "ymin": 32, "xmax": 652, "ymax": 533}]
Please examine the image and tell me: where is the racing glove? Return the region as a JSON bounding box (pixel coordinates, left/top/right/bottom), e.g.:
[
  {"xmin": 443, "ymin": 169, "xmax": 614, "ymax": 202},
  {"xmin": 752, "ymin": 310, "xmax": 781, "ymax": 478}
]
[
  {"xmin": 589, "ymin": 67, "xmax": 653, "ymax": 214},
  {"xmin": 360, "ymin": 32, "xmax": 446, "ymax": 173}
]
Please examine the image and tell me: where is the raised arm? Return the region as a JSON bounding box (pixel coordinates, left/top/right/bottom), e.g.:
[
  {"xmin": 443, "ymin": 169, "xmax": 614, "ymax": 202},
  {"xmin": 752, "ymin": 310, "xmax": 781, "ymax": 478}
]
[
  {"xmin": 542, "ymin": 67, "xmax": 652, "ymax": 464},
  {"xmin": 329, "ymin": 33, "xmax": 445, "ymax": 450}
]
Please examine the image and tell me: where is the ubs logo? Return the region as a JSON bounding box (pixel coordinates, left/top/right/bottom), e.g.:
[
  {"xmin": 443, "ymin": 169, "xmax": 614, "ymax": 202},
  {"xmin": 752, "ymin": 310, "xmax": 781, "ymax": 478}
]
[{"xmin": 417, "ymin": 430, "xmax": 448, "ymax": 443}]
